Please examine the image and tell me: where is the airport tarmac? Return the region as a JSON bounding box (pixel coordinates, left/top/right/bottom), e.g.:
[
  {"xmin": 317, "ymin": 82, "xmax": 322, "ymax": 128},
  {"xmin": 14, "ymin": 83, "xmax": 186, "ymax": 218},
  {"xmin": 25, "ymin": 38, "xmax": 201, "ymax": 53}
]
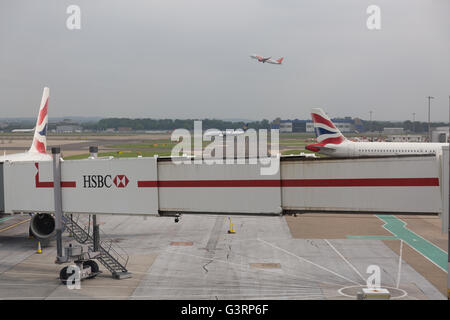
[{"xmin": 0, "ymin": 213, "xmax": 447, "ymax": 300}]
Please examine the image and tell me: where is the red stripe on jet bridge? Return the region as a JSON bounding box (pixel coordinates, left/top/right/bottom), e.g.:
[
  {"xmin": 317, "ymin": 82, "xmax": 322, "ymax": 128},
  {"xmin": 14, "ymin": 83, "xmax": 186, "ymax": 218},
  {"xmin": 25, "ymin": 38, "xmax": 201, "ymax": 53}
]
[
  {"xmin": 280, "ymin": 178, "xmax": 439, "ymax": 187},
  {"xmin": 34, "ymin": 163, "xmax": 76, "ymax": 188},
  {"xmin": 137, "ymin": 178, "xmax": 439, "ymax": 188},
  {"xmin": 137, "ymin": 180, "xmax": 281, "ymax": 188},
  {"xmin": 137, "ymin": 181, "xmax": 159, "ymax": 188}
]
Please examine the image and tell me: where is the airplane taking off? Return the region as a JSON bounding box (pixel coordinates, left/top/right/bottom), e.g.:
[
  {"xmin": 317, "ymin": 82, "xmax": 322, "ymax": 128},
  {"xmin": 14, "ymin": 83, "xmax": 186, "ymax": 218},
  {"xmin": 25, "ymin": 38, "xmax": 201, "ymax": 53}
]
[
  {"xmin": 250, "ymin": 54, "xmax": 284, "ymax": 65},
  {"xmin": 305, "ymin": 108, "xmax": 448, "ymax": 157},
  {"xmin": 0, "ymin": 87, "xmax": 52, "ymax": 162}
]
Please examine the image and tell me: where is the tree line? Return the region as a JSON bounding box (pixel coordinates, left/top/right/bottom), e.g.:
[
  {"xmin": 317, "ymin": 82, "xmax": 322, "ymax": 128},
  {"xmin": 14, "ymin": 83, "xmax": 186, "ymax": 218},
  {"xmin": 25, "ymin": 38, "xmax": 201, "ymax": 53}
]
[
  {"xmin": 80, "ymin": 118, "xmax": 448, "ymax": 133},
  {"xmin": 81, "ymin": 118, "xmax": 272, "ymax": 131}
]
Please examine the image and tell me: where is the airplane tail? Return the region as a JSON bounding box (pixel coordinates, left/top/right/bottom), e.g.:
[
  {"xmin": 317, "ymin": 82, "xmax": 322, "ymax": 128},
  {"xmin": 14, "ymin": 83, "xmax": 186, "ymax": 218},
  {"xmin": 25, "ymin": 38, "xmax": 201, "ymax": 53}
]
[
  {"xmin": 310, "ymin": 108, "xmax": 346, "ymax": 144},
  {"xmin": 29, "ymin": 87, "xmax": 49, "ymax": 154},
  {"xmin": 276, "ymin": 57, "xmax": 284, "ymax": 64}
]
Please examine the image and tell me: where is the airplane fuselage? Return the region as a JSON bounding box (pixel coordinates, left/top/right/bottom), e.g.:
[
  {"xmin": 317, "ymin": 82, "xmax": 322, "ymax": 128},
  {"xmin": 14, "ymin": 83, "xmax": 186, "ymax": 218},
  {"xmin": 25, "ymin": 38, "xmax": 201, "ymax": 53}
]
[
  {"xmin": 0, "ymin": 152, "xmax": 53, "ymax": 162},
  {"xmin": 318, "ymin": 140, "xmax": 448, "ymax": 157}
]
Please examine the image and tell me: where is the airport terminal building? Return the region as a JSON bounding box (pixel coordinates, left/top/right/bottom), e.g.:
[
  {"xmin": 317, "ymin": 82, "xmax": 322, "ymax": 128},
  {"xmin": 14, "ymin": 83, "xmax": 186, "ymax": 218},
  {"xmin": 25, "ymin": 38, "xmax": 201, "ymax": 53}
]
[{"xmin": 273, "ymin": 117, "xmax": 363, "ymax": 133}]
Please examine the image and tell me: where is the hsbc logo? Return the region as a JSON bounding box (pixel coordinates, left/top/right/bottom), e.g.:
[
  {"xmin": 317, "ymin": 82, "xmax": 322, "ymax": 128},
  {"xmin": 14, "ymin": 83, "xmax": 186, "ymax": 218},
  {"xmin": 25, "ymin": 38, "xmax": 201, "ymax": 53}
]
[
  {"xmin": 113, "ymin": 175, "xmax": 129, "ymax": 188},
  {"xmin": 83, "ymin": 175, "xmax": 130, "ymax": 188}
]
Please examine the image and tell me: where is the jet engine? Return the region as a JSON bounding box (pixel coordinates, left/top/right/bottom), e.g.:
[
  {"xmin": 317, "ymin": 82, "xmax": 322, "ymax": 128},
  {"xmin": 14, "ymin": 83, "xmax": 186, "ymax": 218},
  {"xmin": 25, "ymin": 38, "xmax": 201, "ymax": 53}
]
[{"xmin": 30, "ymin": 213, "xmax": 55, "ymax": 239}]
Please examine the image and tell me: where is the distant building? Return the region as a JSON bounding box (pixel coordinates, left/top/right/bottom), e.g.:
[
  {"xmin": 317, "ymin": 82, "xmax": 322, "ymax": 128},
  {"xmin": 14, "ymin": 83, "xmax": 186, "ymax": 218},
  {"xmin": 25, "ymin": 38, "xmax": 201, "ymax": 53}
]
[
  {"xmin": 56, "ymin": 125, "xmax": 82, "ymax": 133},
  {"xmin": 383, "ymin": 128, "xmax": 404, "ymax": 135},
  {"xmin": 353, "ymin": 118, "xmax": 364, "ymax": 132},
  {"xmin": 291, "ymin": 120, "xmax": 308, "ymax": 132},
  {"xmin": 279, "ymin": 121, "xmax": 293, "ymax": 133},
  {"xmin": 271, "ymin": 118, "xmax": 281, "ymax": 130},
  {"xmin": 117, "ymin": 127, "xmax": 132, "ymax": 132},
  {"xmin": 431, "ymin": 127, "xmax": 449, "ymax": 143},
  {"xmin": 386, "ymin": 135, "xmax": 425, "ymax": 142},
  {"xmin": 274, "ymin": 117, "xmax": 360, "ymax": 133}
]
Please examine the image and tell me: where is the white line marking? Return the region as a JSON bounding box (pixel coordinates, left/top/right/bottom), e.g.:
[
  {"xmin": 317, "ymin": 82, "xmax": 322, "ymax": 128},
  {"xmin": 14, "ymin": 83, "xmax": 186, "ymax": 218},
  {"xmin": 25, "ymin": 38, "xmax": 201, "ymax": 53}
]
[
  {"xmin": 258, "ymin": 239, "xmax": 361, "ymax": 286},
  {"xmin": 324, "ymin": 239, "xmax": 366, "ymax": 284},
  {"xmin": 396, "ymin": 239, "xmax": 403, "ymax": 289},
  {"xmin": 164, "ymin": 249, "xmax": 347, "ymax": 287}
]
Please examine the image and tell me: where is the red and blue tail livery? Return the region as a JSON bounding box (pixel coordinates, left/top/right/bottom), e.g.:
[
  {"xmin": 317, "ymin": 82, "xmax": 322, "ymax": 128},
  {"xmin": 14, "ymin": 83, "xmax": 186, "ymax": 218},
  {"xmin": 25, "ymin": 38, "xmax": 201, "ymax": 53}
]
[
  {"xmin": 306, "ymin": 108, "xmax": 345, "ymax": 153},
  {"xmin": 0, "ymin": 87, "xmax": 52, "ymax": 162},
  {"xmin": 29, "ymin": 87, "xmax": 49, "ymax": 154}
]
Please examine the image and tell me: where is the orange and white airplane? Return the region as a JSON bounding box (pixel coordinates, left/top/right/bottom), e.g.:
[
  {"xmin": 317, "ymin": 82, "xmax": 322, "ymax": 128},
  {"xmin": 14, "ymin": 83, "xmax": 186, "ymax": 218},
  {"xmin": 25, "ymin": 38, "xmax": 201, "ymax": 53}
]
[
  {"xmin": 305, "ymin": 107, "xmax": 448, "ymax": 157},
  {"xmin": 250, "ymin": 54, "xmax": 284, "ymax": 65},
  {"xmin": 0, "ymin": 87, "xmax": 52, "ymax": 162}
]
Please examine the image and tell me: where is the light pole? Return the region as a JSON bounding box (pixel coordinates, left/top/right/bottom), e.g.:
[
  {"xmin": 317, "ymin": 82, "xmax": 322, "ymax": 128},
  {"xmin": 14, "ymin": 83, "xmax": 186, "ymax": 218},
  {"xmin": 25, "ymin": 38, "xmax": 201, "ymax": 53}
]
[
  {"xmin": 369, "ymin": 110, "xmax": 373, "ymax": 134},
  {"xmin": 412, "ymin": 112, "xmax": 416, "ymax": 133},
  {"xmin": 427, "ymin": 96, "xmax": 434, "ymax": 141}
]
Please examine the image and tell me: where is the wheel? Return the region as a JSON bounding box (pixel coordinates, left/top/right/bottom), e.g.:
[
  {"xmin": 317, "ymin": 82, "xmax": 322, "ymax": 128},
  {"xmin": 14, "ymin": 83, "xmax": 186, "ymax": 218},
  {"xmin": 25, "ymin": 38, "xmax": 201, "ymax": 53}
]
[
  {"xmin": 83, "ymin": 260, "xmax": 99, "ymax": 278},
  {"xmin": 59, "ymin": 266, "xmax": 69, "ymax": 285}
]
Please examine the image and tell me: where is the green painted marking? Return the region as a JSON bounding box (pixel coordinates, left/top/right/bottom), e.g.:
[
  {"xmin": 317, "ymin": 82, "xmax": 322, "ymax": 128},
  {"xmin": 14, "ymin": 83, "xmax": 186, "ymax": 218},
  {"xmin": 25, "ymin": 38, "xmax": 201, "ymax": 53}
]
[
  {"xmin": 376, "ymin": 215, "xmax": 447, "ymax": 272},
  {"xmin": 347, "ymin": 235, "xmax": 398, "ymax": 240},
  {"xmin": 347, "ymin": 215, "xmax": 448, "ymax": 272},
  {"xmin": 0, "ymin": 216, "xmax": 13, "ymax": 223}
]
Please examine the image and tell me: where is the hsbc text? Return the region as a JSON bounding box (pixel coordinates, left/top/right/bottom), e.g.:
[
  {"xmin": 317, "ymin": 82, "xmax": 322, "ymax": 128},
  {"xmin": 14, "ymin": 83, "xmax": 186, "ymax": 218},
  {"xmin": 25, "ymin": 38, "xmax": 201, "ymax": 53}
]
[{"xmin": 83, "ymin": 175, "xmax": 112, "ymax": 188}]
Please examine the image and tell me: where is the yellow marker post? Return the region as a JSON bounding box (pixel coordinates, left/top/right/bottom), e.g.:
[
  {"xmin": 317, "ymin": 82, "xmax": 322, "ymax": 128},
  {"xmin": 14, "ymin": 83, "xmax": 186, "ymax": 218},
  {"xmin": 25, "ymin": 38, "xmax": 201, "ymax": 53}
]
[
  {"xmin": 228, "ymin": 218, "xmax": 235, "ymax": 234},
  {"xmin": 36, "ymin": 241, "xmax": 42, "ymax": 254}
]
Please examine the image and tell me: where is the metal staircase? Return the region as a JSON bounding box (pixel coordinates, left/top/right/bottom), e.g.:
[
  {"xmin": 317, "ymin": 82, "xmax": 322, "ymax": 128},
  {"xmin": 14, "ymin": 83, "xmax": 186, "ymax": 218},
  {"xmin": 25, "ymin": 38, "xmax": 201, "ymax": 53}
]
[{"xmin": 63, "ymin": 214, "xmax": 131, "ymax": 279}]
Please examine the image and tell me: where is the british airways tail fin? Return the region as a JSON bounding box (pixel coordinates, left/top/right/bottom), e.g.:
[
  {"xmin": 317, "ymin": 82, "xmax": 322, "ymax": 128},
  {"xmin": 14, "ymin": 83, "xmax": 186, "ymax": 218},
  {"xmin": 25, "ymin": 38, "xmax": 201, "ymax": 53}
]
[
  {"xmin": 305, "ymin": 108, "xmax": 346, "ymax": 152},
  {"xmin": 310, "ymin": 108, "xmax": 346, "ymax": 143},
  {"xmin": 29, "ymin": 87, "xmax": 49, "ymax": 154}
]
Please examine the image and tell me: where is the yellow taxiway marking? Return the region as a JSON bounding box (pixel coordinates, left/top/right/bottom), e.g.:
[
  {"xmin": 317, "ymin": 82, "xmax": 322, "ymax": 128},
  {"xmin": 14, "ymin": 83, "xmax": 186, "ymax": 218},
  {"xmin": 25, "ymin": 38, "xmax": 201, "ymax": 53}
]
[{"xmin": 0, "ymin": 218, "xmax": 31, "ymax": 233}]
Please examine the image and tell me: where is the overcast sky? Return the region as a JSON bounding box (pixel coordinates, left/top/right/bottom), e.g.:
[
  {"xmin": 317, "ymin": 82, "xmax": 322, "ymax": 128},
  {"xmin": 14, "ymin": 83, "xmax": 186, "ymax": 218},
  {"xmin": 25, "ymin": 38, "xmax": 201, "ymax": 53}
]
[{"xmin": 0, "ymin": 0, "xmax": 449, "ymax": 121}]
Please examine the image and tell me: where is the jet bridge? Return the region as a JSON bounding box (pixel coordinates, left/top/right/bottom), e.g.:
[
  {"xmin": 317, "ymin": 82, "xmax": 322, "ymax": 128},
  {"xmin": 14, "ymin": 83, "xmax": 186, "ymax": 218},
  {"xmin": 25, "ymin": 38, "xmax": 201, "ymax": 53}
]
[
  {"xmin": 1, "ymin": 148, "xmax": 448, "ymax": 285},
  {"xmin": 1, "ymin": 151, "xmax": 448, "ymax": 222}
]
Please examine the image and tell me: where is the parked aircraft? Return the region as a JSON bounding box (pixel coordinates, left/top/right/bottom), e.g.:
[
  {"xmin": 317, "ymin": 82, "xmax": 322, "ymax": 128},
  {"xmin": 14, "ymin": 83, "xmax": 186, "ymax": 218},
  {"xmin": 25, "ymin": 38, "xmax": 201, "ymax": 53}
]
[
  {"xmin": 0, "ymin": 87, "xmax": 54, "ymax": 241},
  {"xmin": 0, "ymin": 87, "xmax": 52, "ymax": 162},
  {"xmin": 11, "ymin": 128, "xmax": 35, "ymax": 133},
  {"xmin": 204, "ymin": 123, "xmax": 249, "ymax": 138},
  {"xmin": 305, "ymin": 108, "xmax": 448, "ymax": 157}
]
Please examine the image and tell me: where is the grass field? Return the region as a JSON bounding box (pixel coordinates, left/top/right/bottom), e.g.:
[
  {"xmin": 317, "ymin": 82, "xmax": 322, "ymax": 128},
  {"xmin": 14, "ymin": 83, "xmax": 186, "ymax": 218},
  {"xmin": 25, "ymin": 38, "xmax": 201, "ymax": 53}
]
[
  {"xmin": 54, "ymin": 132, "xmax": 322, "ymax": 160},
  {"xmin": 64, "ymin": 150, "xmax": 173, "ymax": 160}
]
